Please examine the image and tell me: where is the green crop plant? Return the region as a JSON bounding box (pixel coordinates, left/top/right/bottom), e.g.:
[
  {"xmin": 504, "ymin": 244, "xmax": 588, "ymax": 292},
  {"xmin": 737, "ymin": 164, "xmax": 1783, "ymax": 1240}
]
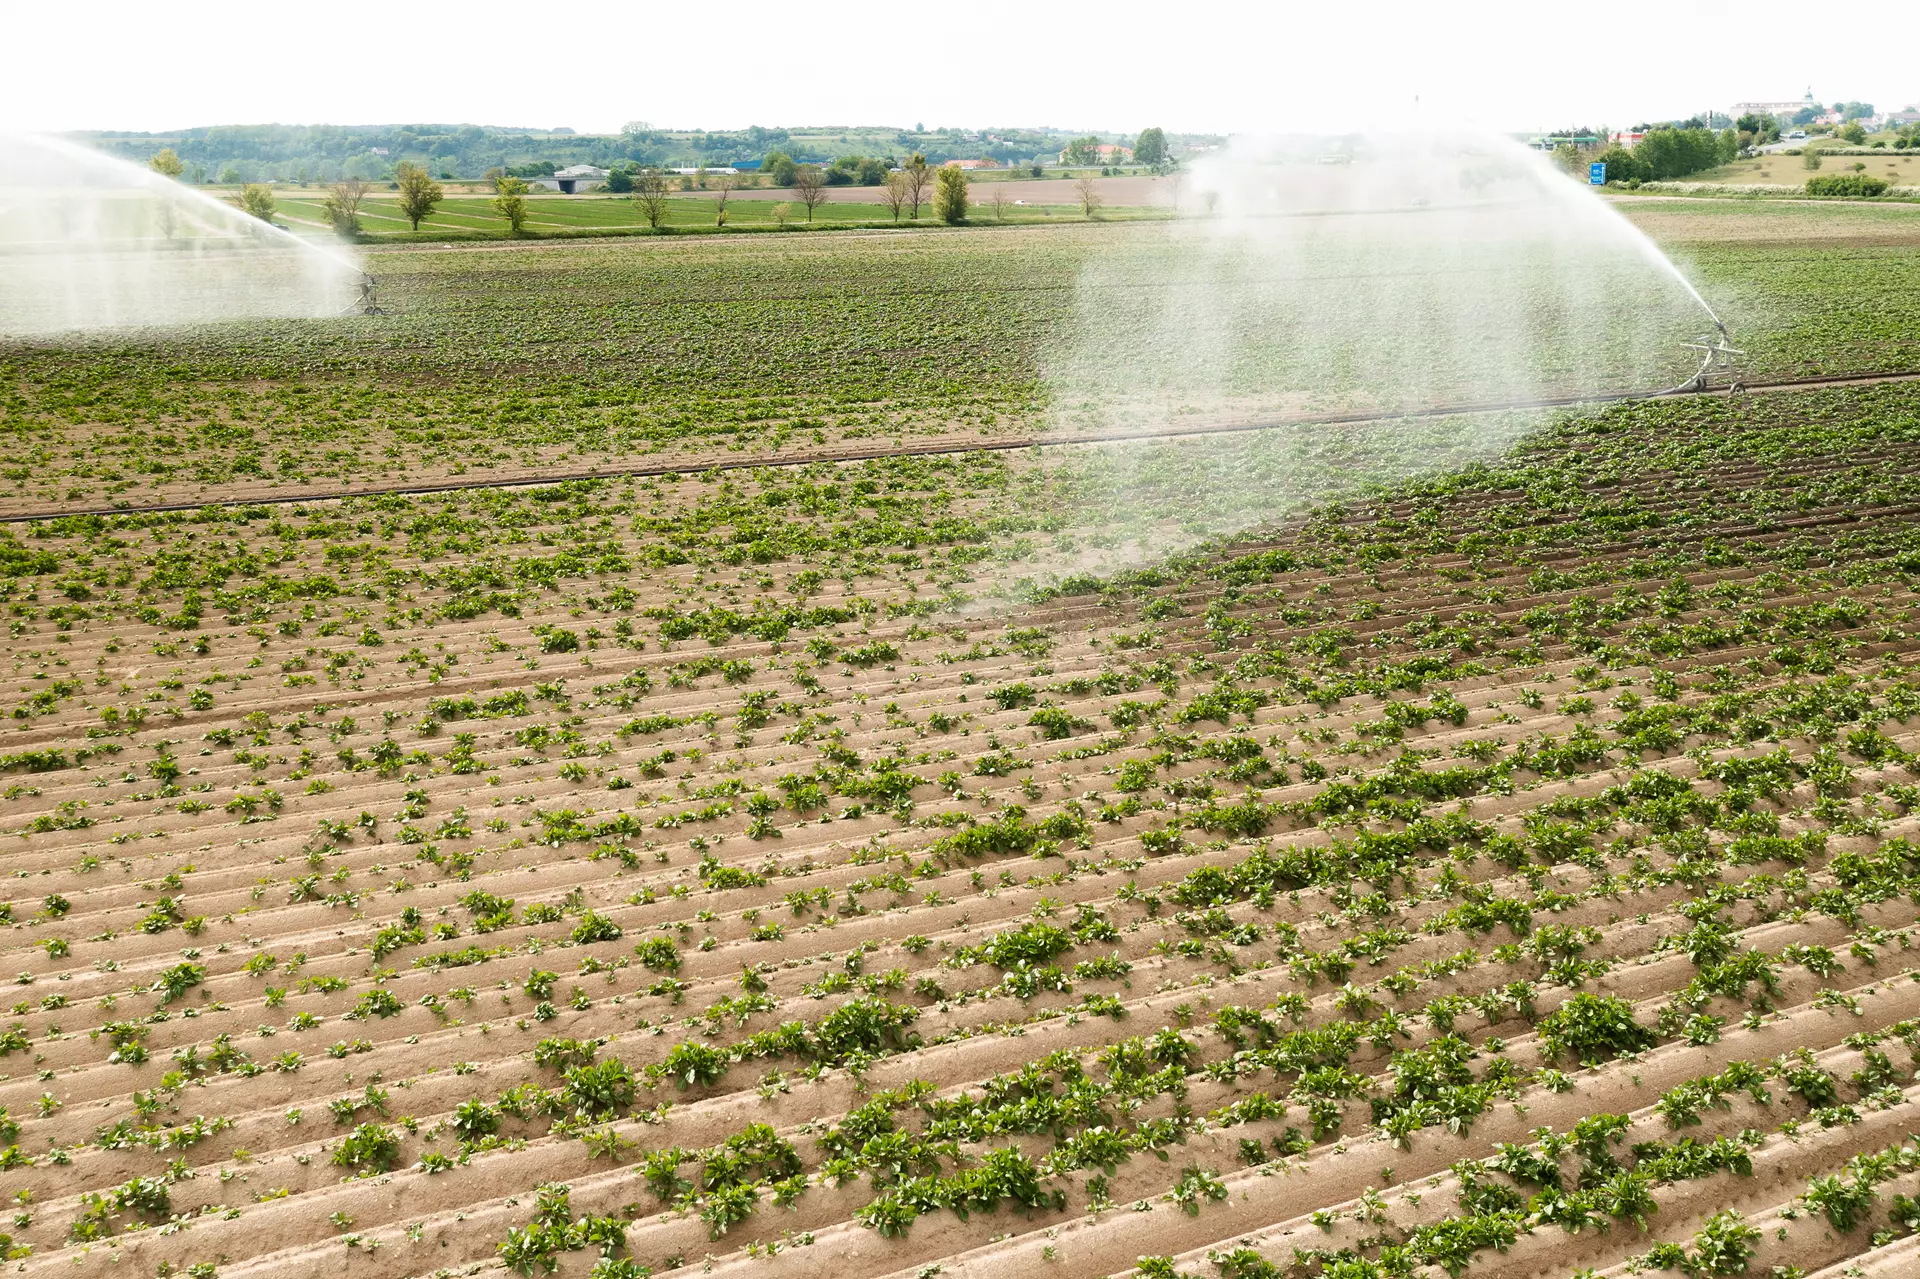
[{"xmin": 332, "ymin": 1123, "xmax": 401, "ymax": 1175}]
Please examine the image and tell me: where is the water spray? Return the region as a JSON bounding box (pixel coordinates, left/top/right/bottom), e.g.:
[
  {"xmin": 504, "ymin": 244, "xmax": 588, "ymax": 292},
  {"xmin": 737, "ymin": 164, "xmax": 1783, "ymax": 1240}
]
[
  {"xmin": 0, "ymin": 131, "xmax": 364, "ymax": 336},
  {"xmin": 1033, "ymin": 126, "xmax": 1749, "ymax": 575}
]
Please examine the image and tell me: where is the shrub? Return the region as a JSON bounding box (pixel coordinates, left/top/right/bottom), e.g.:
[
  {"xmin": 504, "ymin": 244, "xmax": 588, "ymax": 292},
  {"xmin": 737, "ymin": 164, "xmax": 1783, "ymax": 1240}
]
[{"xmin": 1805, "ymin": 174, "xmax": 1890, "ymax": 197}]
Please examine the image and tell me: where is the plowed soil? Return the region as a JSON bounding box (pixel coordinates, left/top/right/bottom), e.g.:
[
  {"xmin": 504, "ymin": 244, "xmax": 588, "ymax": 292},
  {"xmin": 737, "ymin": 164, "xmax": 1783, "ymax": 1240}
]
[{"xmin": 6, "ymin": 208, "xmax": 1920, "ymax": 1279}]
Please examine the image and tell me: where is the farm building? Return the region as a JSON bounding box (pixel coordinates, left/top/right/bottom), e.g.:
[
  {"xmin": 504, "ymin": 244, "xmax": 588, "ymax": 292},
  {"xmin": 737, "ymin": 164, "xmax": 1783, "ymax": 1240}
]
[
  {"xmin": 1058, "ymin": 143, "xmax": 1132, "ymax": 164},
  {"xmin": 528, "ymin": 164, "xmax": 609, "ymax": 193}
]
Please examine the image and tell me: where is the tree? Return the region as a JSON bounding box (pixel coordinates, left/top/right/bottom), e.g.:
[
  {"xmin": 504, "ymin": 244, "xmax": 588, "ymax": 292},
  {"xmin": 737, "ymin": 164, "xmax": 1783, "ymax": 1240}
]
[
  {"xmin": 632, "ymin": 169, "xmax": 671, "ymax": 228},
  {"xmin": 1592, "ymin": 145, "xmax": 1645, "ymax": 184},
  {"xmin": 492, "ymin": 173, "xmax": 529, "ymax": 233},
  {"xmin": 763, "ymin": 150, "xmax": 797, "ymax": 186},
  {"xmin": 902, "ymin": 153, "xmax": 932, "ymax": 219},
  {"xmin": 604, "ymin": 166, "xmax": 634, "ymax": 193},
  {"xmin": 710, "ymin": 173, "xmax": 735, "ymax": 226},
  {"xmin": 791, "ymin": 164, "xmax": 828, "ymax": 222},
  {"xmin": 394, "ymin": 162, "xmax": 444, "ymax": 232},
  {"xmin": 322, "ymin": 177, "xmax": 370, "ymax": 237},
  {"xmin": 882, "ymin": 171, "xmax": 910, "ymax": 223},
  {"xmin": 934, "ymin": 166, "xmax": 970, "ymax": 223},
  {"xmin": 148, "ymin": 148, "xmax": 184, "ymax": 179},
  {"xmin": 832, "ymin": 155, "xmax": 889, "ymax": 186},
  {"xmin": 1632, "ymin": 127, "xmax": 1724, "ymax": 181},
  {"xmin": 1074, "ymin": 174, "xmax": 1103, "ymax": 218},
  {"xmin": 1839, "ymin": 121, "xmax": 1867, "ymax": 145},
  {"xmin": 1803, "ymin": 145, "xmax": 1824, "ymax": 171},
  {"xmin": 1133, "ymin": 127, "xmax": 1168, "ymax": 169},
  {"xmin": 1062, "ymin": 136, "xmax": 1101, "ymax": 166},
  {"xmin": 235, "ymin": 184, "xmax": 277, "ymax": 223},
  {"xmin": 988, "ymin": 185, "xmax": 1011, "ymax": 221}
]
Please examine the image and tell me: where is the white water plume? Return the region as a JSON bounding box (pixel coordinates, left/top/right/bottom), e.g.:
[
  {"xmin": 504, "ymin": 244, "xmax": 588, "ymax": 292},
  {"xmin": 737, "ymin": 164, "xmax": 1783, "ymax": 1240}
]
[
  {"xmin": 0, "ymin": 133, "xmax": 362, "ymax": 336},
  {"xmin": 1036, "ymin": 128, "xmax": 1723, "ymax": 571}
]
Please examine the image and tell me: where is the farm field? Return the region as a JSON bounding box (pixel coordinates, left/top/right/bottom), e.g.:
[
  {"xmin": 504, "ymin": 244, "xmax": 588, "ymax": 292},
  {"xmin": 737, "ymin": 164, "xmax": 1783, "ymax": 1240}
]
[
  {"xmin": 1684, "ymin": 153, "xmax": 1920, "ymax": 188},
  {"xmin": 3, "ymin": 199, "xmax": 1920, "ymax": 517},
  {"xmin": 4, "ymin": 199, "xmax": 1920, "ymax": 1279},
  {"xmin": 269, "ymin": 193, "xmax": 1134, "ymax": 240}
]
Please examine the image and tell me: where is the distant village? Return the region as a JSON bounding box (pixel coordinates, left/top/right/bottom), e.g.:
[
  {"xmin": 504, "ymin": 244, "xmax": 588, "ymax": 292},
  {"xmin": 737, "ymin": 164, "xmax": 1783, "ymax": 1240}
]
[{"xmin": 1527, "ymin": 89, "xmax": 1918, "ymax": 153}]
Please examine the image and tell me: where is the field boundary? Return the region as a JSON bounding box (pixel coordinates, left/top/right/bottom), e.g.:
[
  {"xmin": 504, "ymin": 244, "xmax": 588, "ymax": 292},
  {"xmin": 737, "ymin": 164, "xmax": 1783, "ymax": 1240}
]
[
  {"xmin": 314, "ymin": 209, "xmax": 1169, "ymax": 245},
  {"xmin": 7, "ymin": 367, "xmax": 1918, "ymax": 524}
]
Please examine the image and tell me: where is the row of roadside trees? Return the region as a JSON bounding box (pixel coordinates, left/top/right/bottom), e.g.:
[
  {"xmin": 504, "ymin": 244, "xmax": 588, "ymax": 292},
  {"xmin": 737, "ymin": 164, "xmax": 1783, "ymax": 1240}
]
[
  {"xmin": 151, "ymin": 146, "xmax": 1040, "ymax": 237},
  {"xmin": 1553, "ymin": 126, "xmax": 1740, "ymax": 186},
  {"xmin": 620, "ymin": 153, "xmax": 969, "ymax": 228},
  {"xmin": 151, "ymin": 147, "xmax": 450, "ymax": 234}
]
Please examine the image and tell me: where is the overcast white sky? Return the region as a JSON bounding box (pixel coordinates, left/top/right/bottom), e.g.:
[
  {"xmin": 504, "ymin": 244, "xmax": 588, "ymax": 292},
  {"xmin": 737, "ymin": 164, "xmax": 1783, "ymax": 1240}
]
[{"xmin": 5, "ymin": 1, "xmax": 1911, "ymax": 137}]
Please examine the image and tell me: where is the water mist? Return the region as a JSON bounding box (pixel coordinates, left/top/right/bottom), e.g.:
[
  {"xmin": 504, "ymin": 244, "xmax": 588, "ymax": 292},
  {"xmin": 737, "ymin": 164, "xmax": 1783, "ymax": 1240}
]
[
  {"xmin": 0, "ymin": 132, "xmax": 363, "ymax": 336},
  {"xmin": 1031, "ymin": 127, "xmax": 1726, "ymax": 577}
]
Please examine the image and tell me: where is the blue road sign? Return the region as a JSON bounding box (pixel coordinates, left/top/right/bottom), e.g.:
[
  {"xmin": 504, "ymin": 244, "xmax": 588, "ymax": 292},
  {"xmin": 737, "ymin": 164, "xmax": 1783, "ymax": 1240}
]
[{"xmin": 1589, "ymin": 161, "xmax": 1607, "ymax": 185}]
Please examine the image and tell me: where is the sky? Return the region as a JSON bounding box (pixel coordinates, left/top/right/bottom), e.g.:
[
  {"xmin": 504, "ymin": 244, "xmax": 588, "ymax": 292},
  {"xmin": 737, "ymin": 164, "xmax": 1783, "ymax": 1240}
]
[{"xmin": 5, "ymin": 1, "xmax": 1912, "ymax": 137}]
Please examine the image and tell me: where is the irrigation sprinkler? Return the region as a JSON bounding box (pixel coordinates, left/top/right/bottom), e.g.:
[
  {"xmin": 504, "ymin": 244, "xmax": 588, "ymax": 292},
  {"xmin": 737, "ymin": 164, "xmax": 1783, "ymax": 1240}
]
[
  {"xmin": 352, "ymin": 273, "xmax": 383, "ymax": 316},
  {"xmin": 1672, "ymin": 321, "xmax": 1746, "ymax": 395}
]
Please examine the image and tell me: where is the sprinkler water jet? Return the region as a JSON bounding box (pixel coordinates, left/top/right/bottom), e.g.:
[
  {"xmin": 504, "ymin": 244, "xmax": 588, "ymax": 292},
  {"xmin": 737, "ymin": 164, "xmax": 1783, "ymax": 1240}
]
[
  {"xmin": 0, "ymin": 131, "xmax": 362, "ymax": 335},
  {"xmin": 1031, "ymin": 125, "xmax": 1737, "ymax": 579}
]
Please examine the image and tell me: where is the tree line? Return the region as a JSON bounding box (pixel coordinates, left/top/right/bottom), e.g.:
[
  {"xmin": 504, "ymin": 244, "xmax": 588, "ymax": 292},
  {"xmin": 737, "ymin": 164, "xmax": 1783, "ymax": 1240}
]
[
  {"xmin": 96, "ymin": 121, "xmax": 1101, "ymax": 185},
  {"xmin": 151, "ymin": 147, "xmax": 1009, "ymax": 238},
  {"xmin": 1573, "ymin": 126, "xmax": 1741, "ymax": 186}
]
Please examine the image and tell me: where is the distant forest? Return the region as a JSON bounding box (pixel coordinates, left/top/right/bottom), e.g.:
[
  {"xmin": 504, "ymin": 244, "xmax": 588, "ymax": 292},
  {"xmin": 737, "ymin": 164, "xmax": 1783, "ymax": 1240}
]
[{"xmin": 75, "ymin": 122, "xmax": 1211, "ymax": 183}]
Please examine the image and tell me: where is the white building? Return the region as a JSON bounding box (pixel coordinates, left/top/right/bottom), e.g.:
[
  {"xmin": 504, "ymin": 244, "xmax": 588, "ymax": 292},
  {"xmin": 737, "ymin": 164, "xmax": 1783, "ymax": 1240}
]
[{"xmin": 1731, "ymin": 91, "xmax": 1818, "ymax": 120}]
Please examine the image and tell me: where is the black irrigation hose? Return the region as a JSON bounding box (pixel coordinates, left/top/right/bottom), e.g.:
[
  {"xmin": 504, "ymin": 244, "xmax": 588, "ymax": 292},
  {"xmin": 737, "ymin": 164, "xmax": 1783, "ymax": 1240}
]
[{"xmin": 6, "ymin": 367, "xmax": 1919, "ymax": 525}]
